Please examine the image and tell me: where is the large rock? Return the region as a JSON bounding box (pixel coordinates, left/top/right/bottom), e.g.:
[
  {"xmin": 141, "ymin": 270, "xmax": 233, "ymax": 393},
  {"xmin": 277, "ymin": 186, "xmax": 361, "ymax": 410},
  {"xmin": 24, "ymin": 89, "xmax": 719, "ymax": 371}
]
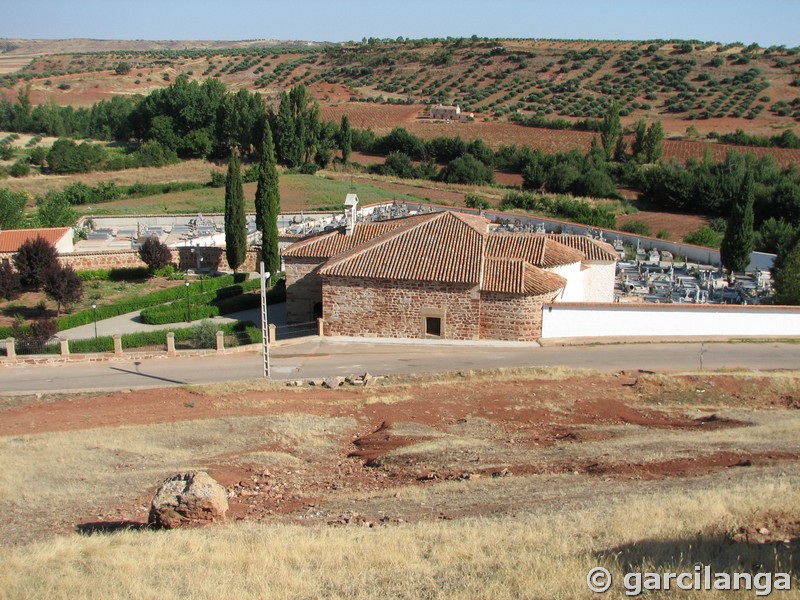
[{"xmin": 148, "ymin": 471, "xmax": 229, "ymax": 529}]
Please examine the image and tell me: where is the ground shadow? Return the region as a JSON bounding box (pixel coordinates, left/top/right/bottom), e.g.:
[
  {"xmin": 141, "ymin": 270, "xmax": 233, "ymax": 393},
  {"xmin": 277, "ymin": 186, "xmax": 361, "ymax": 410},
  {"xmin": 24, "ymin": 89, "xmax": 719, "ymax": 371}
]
[
  {"xmin": 597, "ymin": 533, "xmax": 800, "ymax": 584},
  {"xmin": 76, "ymin": 521, "xmax": 150, "ymax": 535}
]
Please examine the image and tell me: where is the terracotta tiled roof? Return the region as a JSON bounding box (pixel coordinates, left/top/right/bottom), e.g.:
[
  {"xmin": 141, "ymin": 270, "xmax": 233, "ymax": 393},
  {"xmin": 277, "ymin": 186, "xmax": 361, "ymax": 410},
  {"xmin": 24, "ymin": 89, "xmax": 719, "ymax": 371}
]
[
  {"xmin": 484, "ymin": 258, "xmax": 566, "ymax": 295},
  {"xmin": 0, "ymin": 228, "xmax": 71, "ymax": 253},
  {"xmin": 545, "ymin": 234, "xmax": 619, "ymax": 262},
  {"xmin": 281, "ymin": 218, "xmax": 413, "ymax": 258},
  {"xmin": 487, "ymin": 233, "xmax": 585, "ymax": 268},
  {"xmin": 319, "ymin": 211, "xmax": 486, "ymax": 283},
  {"xmin": 286, "ymin": 210, "xmax": 612, "ymax": 296}
]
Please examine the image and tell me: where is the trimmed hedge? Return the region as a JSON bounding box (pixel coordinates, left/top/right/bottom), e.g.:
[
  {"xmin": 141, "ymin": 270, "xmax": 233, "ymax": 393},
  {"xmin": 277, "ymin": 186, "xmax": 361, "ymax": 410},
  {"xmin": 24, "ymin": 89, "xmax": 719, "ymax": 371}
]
[
  {"xmin": 55, "ymin": 273, "xmax": 248, "ymax": 331},
  {"xmin": 140, "ymin": 292, "xmax": 261, "ymax": 325},
  {"xmin": 77, "ymin": 267, "xmax": 150, "ymax": 281}
]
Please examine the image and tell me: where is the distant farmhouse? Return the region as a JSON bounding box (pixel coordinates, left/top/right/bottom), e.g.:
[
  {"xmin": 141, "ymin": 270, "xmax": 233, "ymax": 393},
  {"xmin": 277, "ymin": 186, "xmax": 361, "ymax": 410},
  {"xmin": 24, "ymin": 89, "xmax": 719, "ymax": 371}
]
[
  {"xmin": 283, "ymin": 211, "xmax": 617, "ymax": 341},
  {"xmin": 428, "ymin": 104, "xmax": 474, "ymax": 121}
]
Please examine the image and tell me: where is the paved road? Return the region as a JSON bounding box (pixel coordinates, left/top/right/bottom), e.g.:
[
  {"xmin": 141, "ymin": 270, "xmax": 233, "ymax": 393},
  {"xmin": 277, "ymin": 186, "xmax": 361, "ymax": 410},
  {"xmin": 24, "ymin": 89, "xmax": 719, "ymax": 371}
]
[{"xmin": 2, "ymin": 339, "xmax": 798, "ymax": 395}]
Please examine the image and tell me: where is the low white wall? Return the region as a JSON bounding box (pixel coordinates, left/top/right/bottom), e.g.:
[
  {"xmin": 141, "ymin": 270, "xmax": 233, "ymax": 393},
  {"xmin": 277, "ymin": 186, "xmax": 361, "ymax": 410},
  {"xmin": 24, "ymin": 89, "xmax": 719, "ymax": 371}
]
[{"xmin": 541, "ymin": 303, "xmax": 800, "ymax": 339}]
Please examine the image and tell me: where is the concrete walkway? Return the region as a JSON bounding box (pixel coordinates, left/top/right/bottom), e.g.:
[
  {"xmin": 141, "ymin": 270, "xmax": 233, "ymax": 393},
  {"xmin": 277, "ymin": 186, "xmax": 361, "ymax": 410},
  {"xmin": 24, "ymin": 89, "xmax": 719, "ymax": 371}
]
[{"xmin": 58, "ymin": 303, "xmax": 287, "ymax": 340}]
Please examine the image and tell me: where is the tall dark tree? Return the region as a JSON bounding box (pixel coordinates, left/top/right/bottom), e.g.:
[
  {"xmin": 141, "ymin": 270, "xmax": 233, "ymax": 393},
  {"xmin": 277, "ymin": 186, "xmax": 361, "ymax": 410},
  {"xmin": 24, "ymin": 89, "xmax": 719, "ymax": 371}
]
[
  {"xmin": 773, "ymin": 237, "xmax": 800, "ymax": 305},
  {"xmin": 13, "ymin": 236, "xmax": 59, "ymax": 289},
  {"xmin": 631, "ymin": 119, "xmax": 647, "ymax": 162},
  {"xmin": 720, "ymin": 171, "xmax": 755, "ymax": 280},
  {"xmin": 255, "ymin": 122, "xmax": 281, "ymax": 275},
  {"xmin": 600, "ymin": 102, "xmax": 621, "ymax": 161},
  {"xmin": 339, "ymin": 115, "xmax": 352, "ymax": 163},
  {"xmin": 644, "ymin": 121, "xmax": 665, "ymax": 163},
  {"xmin": 43, "ymin": 264, "xmax": 83, "ymax": 316},
  {"xmin": 224, "ymin": 149, "xmax": 247, "ymax": 272}
]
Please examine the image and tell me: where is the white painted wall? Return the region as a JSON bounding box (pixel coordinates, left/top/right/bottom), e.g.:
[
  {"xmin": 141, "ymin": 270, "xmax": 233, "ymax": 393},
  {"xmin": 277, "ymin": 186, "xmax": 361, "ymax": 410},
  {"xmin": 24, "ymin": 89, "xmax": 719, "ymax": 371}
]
[
  {"xmin": 550, "ymin": 262, "xmax": 584, "ymax": 302},
  {"xmin": 542, "ymin": 303, "xmax": 800, "ymax": 339},
  {"xmin": 581, "ymin": 262, "xmax": 616, "ymax": 303}
]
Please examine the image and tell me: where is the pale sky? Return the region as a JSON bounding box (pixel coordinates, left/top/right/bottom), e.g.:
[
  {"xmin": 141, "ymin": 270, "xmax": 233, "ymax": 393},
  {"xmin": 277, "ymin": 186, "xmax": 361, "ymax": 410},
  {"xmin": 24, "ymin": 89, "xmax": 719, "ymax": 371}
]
[{"xmin": 1, "ymin": 0, "xmax": 798, "ymax": 47}]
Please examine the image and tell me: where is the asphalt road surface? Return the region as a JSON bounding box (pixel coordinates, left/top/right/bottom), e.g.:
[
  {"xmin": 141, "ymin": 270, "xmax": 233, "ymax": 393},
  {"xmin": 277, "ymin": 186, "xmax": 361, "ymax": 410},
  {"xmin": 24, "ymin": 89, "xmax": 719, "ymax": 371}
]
[{"xmin": 2, "ymin": 339, "xmax": 798, "ymax": 395}]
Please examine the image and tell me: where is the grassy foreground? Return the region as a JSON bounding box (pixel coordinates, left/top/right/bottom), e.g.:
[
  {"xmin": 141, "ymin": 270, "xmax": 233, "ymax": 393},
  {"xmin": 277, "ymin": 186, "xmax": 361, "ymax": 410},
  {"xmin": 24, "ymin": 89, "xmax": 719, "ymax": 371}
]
[{"xmin": 0, "ymin": 475, "xmax": 798, "ymax": 599}]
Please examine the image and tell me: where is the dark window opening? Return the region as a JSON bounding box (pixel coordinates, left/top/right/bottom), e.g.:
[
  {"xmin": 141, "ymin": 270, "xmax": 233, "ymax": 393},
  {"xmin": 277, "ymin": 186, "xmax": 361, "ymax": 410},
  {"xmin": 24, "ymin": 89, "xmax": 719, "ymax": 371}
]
[
  {"xmin": 425, "ymin": 316, "xmax": 442, "ymax": 337},
  {"xmin": 313, "ymin": 302, "xmax": 323, "ymax": 320}
]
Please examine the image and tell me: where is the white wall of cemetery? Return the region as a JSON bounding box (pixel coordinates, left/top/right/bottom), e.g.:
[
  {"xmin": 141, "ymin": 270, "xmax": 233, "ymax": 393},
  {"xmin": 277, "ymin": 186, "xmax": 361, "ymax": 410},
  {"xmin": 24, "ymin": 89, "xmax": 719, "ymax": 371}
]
[{"xmin": 541, "ymin": 303, "xmax": 800, "ymax": 339}]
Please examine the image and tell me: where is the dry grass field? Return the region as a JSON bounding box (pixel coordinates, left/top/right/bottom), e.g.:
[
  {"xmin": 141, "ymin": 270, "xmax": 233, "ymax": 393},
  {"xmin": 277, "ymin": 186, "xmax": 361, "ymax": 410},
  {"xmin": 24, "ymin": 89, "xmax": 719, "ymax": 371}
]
[{"xmin": 0, "ymin": 368, "xmax": 799, "ymax": 598}]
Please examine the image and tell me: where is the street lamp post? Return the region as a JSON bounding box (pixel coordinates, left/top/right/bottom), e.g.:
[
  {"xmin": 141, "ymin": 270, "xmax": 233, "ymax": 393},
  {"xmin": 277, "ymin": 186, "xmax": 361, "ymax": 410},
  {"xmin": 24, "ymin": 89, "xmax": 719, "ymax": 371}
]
[
  {"xmin": 260, "ymin": 261, "xmax": 270, "ymax": 379},
  {"xmin": 184, "ymin": 280, "xmax": 191, "ymax": 322},
  {"xmin": 199, "ymin": 256, "xmax": 204, "ymax": 292},
  {"xmin": 91, "ymin": 303, "xmax": 98, "ymax": 339}
]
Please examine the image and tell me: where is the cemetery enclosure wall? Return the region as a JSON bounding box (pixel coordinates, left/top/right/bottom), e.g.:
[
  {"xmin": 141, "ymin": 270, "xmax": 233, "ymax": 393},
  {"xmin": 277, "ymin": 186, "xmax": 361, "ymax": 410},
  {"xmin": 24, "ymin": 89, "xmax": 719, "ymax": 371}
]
[{"xmin": 541, "ymin": 303, "xmax": 800, "ymax": 339}]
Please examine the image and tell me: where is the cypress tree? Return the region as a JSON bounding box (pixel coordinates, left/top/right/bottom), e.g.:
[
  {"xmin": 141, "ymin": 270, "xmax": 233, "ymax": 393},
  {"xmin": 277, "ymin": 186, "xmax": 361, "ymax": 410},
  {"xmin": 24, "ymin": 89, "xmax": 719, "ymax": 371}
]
[
  {"xmin": 720, "ymin": 170, "xmax": 755, "ymax": 280},
  {"xmin": 644, "ymin": 121, "xmax": 664, "ymax": 163},
  {"xmin": 224, "ymin": 149, "xmax": 247, "ymax": 272},
  {"xmin": 600, "ymin": 102, "xmax": 621, "ymax": 160},
  {"xmin": 255, "ymin": 122, "xmax": 281, "ymax": 275},
  {"xmin": 774, "ymin": 238, "xmax": 800, "ymax": 305},
  {"xmin": 631, "ymin": 119, "xmax": 647, "ymax": 162},
  {"xmin": 340, "ymin": 115, "xmax": 352, "ymax": 163}
]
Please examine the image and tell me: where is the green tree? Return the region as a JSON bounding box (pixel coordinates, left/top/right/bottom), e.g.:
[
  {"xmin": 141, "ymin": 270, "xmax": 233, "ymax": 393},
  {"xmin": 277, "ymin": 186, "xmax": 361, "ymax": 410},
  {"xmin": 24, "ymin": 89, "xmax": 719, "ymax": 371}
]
[
  {"xmin": 644, "ymin": 121, "xmax": 665, "ymax": 163},
  {"xmin": 36, "ymin": 191, "xmax": 77, "ymax": 227},
  {"xmin": 0, "ymin": 188, "xmax": 26, "ymax": 229},
  {"xmin": 773, "ymin": 238, "xmax": 800, "ymax": 304},
  {"xmin": 600, "ymin": 102, "xmax": 621, "ymax": 160},
  {"xmin": 440, "ymin": 153, "xmax": 493, "ymax": 184},
  {"xmin": 339, "ymin": 115, "xmax": 352, "ymax": 163},
  {"xmin": 224, "ymin": 149, "xmax": 247, "ymax": 272},
  {"xmin": 720, "ymin": 171, "xmax": 755, "ymax": 279},
  {"xmin": 254, "ymin": 122, "xmax": 281, "ymax": 275}
]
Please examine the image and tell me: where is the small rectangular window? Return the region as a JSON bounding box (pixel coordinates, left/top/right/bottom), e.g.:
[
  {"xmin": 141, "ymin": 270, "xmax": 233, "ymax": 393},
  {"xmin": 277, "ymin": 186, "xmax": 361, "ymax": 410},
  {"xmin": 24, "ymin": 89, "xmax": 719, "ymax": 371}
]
[{"xmin": 425, "ymin": 316, "xmax": 442, "ymax": 337}]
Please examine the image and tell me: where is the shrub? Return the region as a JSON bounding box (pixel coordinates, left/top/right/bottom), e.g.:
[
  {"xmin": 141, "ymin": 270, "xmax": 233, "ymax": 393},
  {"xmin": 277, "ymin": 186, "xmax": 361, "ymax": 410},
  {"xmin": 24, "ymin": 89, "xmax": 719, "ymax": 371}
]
[
  {"xmin": 9, "ymin": 159, "xmax": 30, "ymax": 177},
  {"xmin": 138, "ymin": 237, "xmax": 173, "ymax": 273},
  {"xmin": 191, "ymin": 320, "xmax": 219, "ymax": 349},
  {"xmin": 683, "ymin": 226, "xmax": 724, "ymax": 248},
  {"xmin": 465, "ymin": 194, "xmax": 490, "ymax": 209},
  {"xmin": 620, "ymin": 220, "xmax": 653, "ymax": 236},
  {"xmin": 12, "ymin": 317, "xmax": 57, "ymax": 354}
]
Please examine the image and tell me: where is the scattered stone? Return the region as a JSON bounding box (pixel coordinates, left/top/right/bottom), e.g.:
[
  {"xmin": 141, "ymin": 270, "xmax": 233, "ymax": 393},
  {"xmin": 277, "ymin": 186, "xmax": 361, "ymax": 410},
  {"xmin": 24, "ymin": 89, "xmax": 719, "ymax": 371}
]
[
  {"xmin": 148, "ymin": 471, "xmax": 229, "ymax": 529},
  {"xmin": 492, "ymin": 468, "xmax": 511, "ymax": 478},
  {"xmin": 323, "ymin": 376, "xmax": 344, "ymax": 389},
  {"xmin": 308, "ymin": 379, "xmax": 324, "ymax": 386},
  {"xmin": 759, "ymin": 527, "xmax": 771, "ymax": 535},
  {"xmin": 417, "ymin": 472, "xmax": 439, "ymax": 481}
]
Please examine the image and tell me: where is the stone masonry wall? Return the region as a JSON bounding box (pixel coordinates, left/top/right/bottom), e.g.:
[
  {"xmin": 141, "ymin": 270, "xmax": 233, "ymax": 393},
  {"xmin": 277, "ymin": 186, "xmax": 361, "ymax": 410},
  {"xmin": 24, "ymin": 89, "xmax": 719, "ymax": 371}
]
[
  {"xmin": 479, "ymin": 291, "xmax": 546, "ymax": 341},
  {"xmin": 57, "ymin": 248, "xmax": 260, "ymax": 273},
  {"xmin": 322, "ymin": 276, "xmax": 481, "ymax": 340},
  {"xmin": 285, "ymin": 257, "xmax": 325, "ymax": 324}
]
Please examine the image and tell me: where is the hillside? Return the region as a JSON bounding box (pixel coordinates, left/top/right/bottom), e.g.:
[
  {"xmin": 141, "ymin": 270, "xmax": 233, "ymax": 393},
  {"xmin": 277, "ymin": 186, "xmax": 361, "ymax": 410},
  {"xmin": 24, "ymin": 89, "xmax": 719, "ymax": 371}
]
[{"xmin": 1, "ymin": 37, "xmax": 798, "ymax": 139}]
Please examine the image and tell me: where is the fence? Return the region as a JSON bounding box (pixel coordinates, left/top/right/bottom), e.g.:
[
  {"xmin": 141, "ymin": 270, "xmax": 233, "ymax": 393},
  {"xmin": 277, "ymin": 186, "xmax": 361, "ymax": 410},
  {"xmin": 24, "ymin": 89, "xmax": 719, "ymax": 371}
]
[{"xmin": 274, "ymin": 321, "xmax": 318, "ymax": 341}]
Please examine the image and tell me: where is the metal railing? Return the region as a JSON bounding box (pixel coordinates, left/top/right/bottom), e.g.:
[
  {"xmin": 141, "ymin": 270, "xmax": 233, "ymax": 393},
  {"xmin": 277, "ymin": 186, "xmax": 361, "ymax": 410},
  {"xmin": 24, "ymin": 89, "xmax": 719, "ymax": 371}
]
[
  {"xmin": 14, "ymin": 338, "xmax": 61, "ymax": 356},
  {"xmin": 274, "ymin": 321, "xmax": 317, "ymax": 341}
]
